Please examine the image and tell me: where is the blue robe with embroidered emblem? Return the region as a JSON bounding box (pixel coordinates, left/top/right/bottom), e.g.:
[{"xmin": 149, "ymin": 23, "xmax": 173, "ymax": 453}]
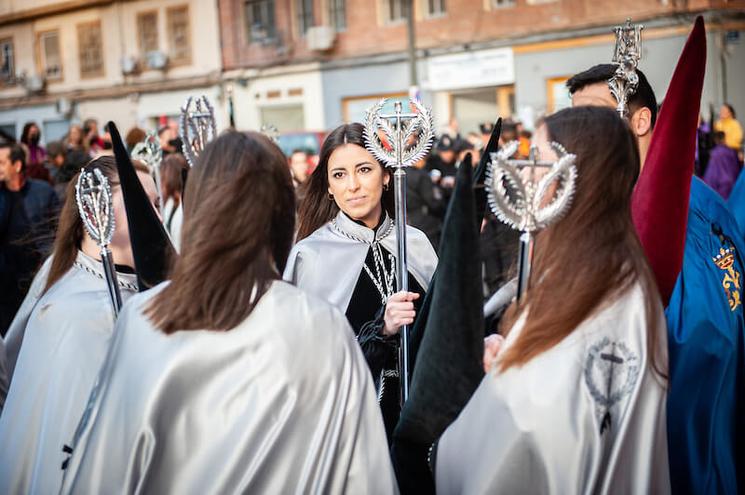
[{"xmin": 666, "ymin": 177, "xmax": 745, "ymax": 494}]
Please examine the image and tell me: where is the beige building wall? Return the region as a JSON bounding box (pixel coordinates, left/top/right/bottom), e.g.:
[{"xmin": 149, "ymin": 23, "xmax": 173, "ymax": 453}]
[{"xmin": 0, "ymin": 0, "xmax": 223, "ymax": 138}]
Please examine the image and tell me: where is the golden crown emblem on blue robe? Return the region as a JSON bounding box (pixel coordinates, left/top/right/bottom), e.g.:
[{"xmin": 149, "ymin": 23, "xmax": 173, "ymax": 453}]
[{"xmin": 712, "ymin": 246, "xmax": 741, "ymax": 311}]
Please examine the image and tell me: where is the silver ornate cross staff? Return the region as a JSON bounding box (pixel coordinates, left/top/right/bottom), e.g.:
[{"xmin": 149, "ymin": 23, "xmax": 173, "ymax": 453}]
[
  {"xmin": 179, "ymin": 95, "xmax": 217, "ymax": 168},
  {"xmin": 487, "ymin": 141, "xmax": 577, "ymax": 301},
  {"xmin": 75, "ymin": 168, "xmax": 122, "ymax": 315},
  {"xmin": 364, "ymin": 98, "xmax": 434, "ymax": 404},
  {"xmin": 608, "ymin": 19, "xmax": 643, "ymax": 118},
  {"xmin": 131, "ymin": 131, "xmax": 163, "ymax": 206},
  {"xmin": 260, "ymin": 123, "xmax": 280, "ymax": 144}
]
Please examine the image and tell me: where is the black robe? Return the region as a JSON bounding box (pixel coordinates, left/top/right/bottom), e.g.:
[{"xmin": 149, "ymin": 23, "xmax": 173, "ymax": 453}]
[{"xmin": 345, "ymin": 244, "xmax": 425, "ymax": 443}]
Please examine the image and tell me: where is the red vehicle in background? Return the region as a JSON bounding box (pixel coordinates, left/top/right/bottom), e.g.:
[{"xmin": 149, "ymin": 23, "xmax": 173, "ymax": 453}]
[{"xmin": 276, "ymin": 131, "xmax": 326, "ymax": 174}]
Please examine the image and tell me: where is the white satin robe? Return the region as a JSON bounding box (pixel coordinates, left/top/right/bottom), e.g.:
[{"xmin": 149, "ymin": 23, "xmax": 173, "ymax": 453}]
[
  {"xmin": 0, "ymin": 251, "xmax": 138, "ymax": 495},
  {"xmin": 59, "ymin": 280, "xmax": 398, "ymax": 494},
  {"xmin": 284, "ymin": 211, "xmax": 438, "ymax": 312},
  {"xmin": 436, "ymin": 282, "xmax": 671, "ymax": 494}
]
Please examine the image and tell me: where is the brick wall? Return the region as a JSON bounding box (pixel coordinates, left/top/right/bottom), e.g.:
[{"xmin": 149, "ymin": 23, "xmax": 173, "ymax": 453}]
[{"xmin": 220, "ymin": 0, "xmax": 744, "ymax": 70}]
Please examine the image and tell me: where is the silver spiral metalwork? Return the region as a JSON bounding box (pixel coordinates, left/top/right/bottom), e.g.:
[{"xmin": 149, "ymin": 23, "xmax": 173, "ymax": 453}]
[
  {"xmin": 486, "ymin": 141, "xmax": 578, "ymax": 301},
  {"xmin": 179, "ymin": 95, "xmax": 217, "ymax": 167},
  {"xmin": 76, "ymin": 168, "xmax": 115, "ymax": 247},
  {"xmin": 131, "ymin": 131, "xmax": 164, "ymax": 206},
  {"xmin": 75, "ymin": 167, "xmax": 122, "ymax": 314},
  {"xmin": 608, "ymin": 19, "xmax": 643, "ymax": 118},
  {"xmin": 363, "ymin": 98, "xmax": 434, "ymax": 169}
]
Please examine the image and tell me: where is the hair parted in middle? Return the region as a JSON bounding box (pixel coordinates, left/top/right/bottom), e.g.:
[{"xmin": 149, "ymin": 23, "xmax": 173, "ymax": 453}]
[
  {"xmin": 146, "ymin": 130, "xmax": 296, "ymax": 334},
  {"xmin": 295, "ymin": 122, "xmax": 395, "ymax": 241},
  {"xmin": 498, "ymin": 105, "xmax": 663, "ymax": 378}
]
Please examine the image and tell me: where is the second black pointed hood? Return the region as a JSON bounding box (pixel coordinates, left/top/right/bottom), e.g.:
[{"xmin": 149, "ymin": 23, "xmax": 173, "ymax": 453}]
[{"xmin": 109, "ymin": 121, "xmax": 176, "ymax": 290}]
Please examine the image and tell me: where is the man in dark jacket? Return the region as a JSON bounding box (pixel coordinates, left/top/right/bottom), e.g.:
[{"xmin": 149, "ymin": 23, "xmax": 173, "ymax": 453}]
[
  {"xmin": 0, "ymin": 143, "xmax": 59, "ymax": 335},
  {"xmin": 407, "ymin": 158, "xmax": 444, "ymax": 251}
]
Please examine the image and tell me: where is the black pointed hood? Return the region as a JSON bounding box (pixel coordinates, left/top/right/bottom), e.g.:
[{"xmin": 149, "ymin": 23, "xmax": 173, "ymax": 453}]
[
  {"xmin": 392, "ymin": 153, "xmax": 485, "ymax": 491},
  {"xmin": 109, "ymin": 121, "xmax": 176, "ymax": 290},
  {"xmin": 473, "ymin": 118, "xmax": 502, "ymax": 225}
]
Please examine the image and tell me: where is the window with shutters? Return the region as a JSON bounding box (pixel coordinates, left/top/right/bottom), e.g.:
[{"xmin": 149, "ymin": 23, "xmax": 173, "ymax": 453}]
[
  {"xmin": 137, "ymin": 11, "xmax": 159, "ymax": 55},
  {"xmin": 245, "ymin": 0, "xmax": 277, "ymax": 43},
  {"xmin": 426, "ymin": 0, "xmax": 446, "ymax": 16},
  {"xmin": 0, "ymin": 38, "xmax": 15, "ymax": 83},
  {"xmin": 296, "ymin": 0, "xmax": 314, "ymax": 36},
  {"xmin": 328, "ymin": 0, "xmax": 346, "ymax": 31},
  {"xmin": 383, "ymin": 0, "xmax": 406, "ymax": 24},
  {"xmin": 77, "ymin": 21, "xmax": 104, "ymax": 78},
  {"xmin": 38, "ymin": 31, "xmax": 63, "ymax": 80},
  {"xmin": 167, "ymin": 5, "xmax": 191, "ymax": 66},
  {"xmin": 492, "ymin": 0, "xmax": 516, "ymax": 7}
]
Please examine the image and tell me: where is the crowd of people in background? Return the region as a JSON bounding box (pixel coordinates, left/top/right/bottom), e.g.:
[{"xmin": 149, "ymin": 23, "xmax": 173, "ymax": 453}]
[
  {"xmin": 1, "ymin": 101, "xmax": 743, "ymax": 337},
  {"xmin": 0, "ymin": 117, "xmax": 187, "ymax": 336}
]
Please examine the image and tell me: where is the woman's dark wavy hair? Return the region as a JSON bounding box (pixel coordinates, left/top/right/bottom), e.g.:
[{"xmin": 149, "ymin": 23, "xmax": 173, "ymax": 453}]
[
  {"xmin": 296, "ymin": 123, "xmax": 394, "ymax": 240},
  {"xmin": 146, "ymin": 131, "xmax": 296, "ymax": 333}
]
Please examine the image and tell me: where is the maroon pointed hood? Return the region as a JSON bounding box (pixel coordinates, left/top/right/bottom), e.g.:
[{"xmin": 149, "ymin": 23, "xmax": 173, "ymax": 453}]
[{"xmin": 631, "ymin": 16, "xmax": 707, "ymax": 305}]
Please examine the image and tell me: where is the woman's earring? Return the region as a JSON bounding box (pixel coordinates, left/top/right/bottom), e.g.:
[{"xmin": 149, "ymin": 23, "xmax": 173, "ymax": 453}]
[
  {"xmin": 384, "ymin": 183, "xmax": 390, "ymax": 191},
  {"xmin": 328, "ymin": 193, "xmax": 334, "ymax": 201}
]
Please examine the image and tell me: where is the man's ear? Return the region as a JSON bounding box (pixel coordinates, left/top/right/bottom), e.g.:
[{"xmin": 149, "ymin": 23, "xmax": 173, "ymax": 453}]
[{"xmin": 631, "ymin": 107, "xmax": 653, "ymax": 138}]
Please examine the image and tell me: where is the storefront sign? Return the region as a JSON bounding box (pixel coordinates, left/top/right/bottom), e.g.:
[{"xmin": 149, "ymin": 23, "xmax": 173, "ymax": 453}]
[{"xmin": 426, "ymin": 47, "xmax": 515, "ymax": 91}]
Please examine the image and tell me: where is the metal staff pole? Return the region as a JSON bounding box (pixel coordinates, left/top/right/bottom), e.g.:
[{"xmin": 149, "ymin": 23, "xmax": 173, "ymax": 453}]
[
  {"xmin": 75, "ymin": 167, "xmax": 122, "ymax": 315},
  {"xmin": 364, "ymin": 98, "xmax": 434, "ymax": 405}
]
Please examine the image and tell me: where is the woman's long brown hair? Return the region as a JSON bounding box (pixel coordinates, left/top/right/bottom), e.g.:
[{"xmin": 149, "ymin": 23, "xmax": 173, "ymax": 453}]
[
  {"xmin": 43, "ymin": 156, "xmax": 147, "ymax": 293},
  {"xmin": 296, "ymin": 123, "xmax": 394, "ymax": 240},
  {"xmin": 146, "ymin": 131, "xmax": 296, "ymax": 333},
  {"xmin": 498, "ymin": 106, "xmax": 663, "ymax": 376},
  {"xmin": 160, "ymin": 153, "xmax": 187, "ymax": 209}
]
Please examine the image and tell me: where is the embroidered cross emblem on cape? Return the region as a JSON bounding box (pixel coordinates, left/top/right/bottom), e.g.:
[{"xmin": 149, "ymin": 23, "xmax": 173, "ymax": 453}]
[{"xmin": 584, "ymin": 338, "xmax": 640, "ymax": 434}]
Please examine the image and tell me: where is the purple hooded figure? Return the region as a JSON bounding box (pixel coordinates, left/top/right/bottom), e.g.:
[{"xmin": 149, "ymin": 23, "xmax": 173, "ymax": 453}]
[{"xmin": 703, "ymin": 131, "xmax": 742, "ymax": 199}]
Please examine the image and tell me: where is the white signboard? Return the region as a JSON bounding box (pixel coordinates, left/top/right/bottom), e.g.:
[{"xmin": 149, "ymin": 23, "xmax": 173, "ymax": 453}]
[{"xmin": 426, "ymin": 47, "xmax": 515, "ymax": 91}]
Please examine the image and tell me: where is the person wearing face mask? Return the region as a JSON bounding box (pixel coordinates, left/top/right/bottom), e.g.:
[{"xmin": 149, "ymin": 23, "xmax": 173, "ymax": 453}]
[
  {"xmin": 0, "ymin": 155, "xmax": 160, "ymax": 495},
  {"xmin": 285, "ymin": 123, "xmax": 438, "ymax": 441},
  {"xmin": 20, "ymin": 122, "xmax": 51, "ymax": 184}
]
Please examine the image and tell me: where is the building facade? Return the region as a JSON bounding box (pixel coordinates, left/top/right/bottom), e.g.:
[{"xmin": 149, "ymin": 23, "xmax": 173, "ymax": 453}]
[
  {"xmin": 0, "ymin": 0, "xmax": 225, "ymax": 142},
  {"xmin": 219, "ymin": 0, "xmax": 745, "ymax": 135},
  {"xmin": 0, "ymin": 0, "xmax": 743, "ymax": 143}
]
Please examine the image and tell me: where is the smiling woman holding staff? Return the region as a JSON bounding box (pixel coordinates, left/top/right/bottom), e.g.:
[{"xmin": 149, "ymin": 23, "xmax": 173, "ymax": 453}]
[{"xmin": 285, "ymin": 122, "xmax": 437, "ymax": 440}]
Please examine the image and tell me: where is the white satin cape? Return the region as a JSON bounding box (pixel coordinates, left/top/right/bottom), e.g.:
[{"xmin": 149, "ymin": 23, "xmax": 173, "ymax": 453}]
[
  {"xmin": 0, "ymin": 251, "xmax": 138, "ymax": 495},
  {"xmin": 436, "ymin": 282, "xmax": 670, "ymax": 494},
  {"xmin": 59, "ymin": 280, "xmax": 398, "ymax": 494},
  {"xmin": 284, "ymin": 211, "xmax": 438, "ymax": 311}
]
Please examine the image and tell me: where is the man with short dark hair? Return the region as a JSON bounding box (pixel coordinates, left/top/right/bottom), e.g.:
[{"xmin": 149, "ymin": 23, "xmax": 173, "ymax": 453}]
[
  {"xmin": 0, "ymin": 143, "xmax": 59, "ymax": 335},
  {"xmin": 567, "ymin": 63, "xmax": 657, "ymax": 166},
  {"xmin": 289, "ymin": 149, "xmax": 309, "ymax": 187}
]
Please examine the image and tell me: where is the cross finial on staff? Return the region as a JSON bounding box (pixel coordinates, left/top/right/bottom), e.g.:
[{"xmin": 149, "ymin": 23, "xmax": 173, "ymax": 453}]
[
  {"xmin": 364, "ymin": 98, "xmax": 434, "ymax": 171},
  {"xmin": 609, "ymin": 18, "xmax": 643, "ymax": 118},
  {"xmin": 486, "ymin": 140, "xmax": 578, "ymax": 301},
  {"xmin": 179, "ymin": 95, "xmax": 217, "ymax": 168}
]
